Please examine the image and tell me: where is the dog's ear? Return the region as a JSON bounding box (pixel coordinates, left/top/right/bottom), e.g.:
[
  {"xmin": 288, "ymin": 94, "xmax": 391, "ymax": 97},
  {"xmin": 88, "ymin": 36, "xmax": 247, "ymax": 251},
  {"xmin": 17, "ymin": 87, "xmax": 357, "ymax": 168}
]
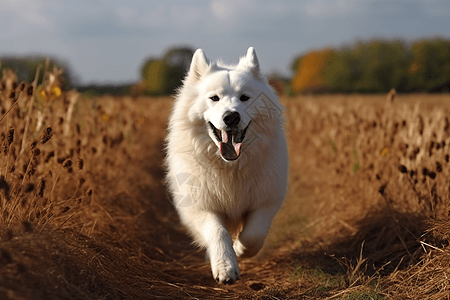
[
  {"xmin": 246, "ymin": 47, "xmax": 260, "ymax": 77},
  {"xmin": 187, "ymin": 49, "xmax": 209, "ymax": 82}
]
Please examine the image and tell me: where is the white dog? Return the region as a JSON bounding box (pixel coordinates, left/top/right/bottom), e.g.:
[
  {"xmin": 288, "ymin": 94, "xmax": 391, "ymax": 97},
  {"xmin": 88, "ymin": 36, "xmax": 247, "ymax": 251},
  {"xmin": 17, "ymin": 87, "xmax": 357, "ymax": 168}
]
[{"xmin": 165, "ymin": 47, "xmax": 288, "ymax": 284}]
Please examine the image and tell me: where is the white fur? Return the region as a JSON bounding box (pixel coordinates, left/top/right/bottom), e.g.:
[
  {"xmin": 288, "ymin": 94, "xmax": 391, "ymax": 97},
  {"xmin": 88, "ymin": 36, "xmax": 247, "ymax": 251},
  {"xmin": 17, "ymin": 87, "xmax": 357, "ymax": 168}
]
[{"xmin": 165, "ymin": 47, "xmax": 288, "ymax": 284}]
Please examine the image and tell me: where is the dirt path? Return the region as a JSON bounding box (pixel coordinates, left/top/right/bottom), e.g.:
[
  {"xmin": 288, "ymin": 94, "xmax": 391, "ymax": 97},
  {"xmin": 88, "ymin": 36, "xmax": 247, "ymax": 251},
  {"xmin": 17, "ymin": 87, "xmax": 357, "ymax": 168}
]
[{"xmin": 128, "ymin": 116, "xmax": 348, "ymax": 299}]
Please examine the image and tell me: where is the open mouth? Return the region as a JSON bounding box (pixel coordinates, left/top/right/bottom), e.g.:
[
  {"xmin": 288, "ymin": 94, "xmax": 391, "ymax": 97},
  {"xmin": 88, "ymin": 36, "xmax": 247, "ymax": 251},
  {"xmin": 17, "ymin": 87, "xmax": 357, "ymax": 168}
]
[{"xmin": 208, "ymin": 121, "xmax": 251, "ymax": 161}]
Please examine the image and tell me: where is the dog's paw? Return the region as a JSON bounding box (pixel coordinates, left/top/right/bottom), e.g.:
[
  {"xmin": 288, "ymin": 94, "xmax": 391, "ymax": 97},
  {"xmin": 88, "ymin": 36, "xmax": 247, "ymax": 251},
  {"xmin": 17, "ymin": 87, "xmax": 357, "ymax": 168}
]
[
  {"xmin": 211, "ymin": 254, "xmax": 240, "ymax": 284},
  {"xmin": 233, "ymin": 239, "xmax": 246, "ymax": 257},
  {"xmin": 233, "ymin": 238, "xmax": 264, "ymax": 258}
]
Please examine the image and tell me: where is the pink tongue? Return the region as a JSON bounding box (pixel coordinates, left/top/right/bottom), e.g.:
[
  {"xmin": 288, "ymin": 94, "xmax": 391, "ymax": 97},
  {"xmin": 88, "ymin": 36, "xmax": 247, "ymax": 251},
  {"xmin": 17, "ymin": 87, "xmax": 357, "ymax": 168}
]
[{"xmin": 219, "ymin": 139, "xmax": 241, "ymax": 161}]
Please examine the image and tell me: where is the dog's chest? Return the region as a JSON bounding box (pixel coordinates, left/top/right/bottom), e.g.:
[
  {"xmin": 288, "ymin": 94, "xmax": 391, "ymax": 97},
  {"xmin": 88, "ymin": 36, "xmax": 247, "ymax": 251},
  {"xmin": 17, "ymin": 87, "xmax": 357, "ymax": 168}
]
[{"xmin": 199, "ymin": 166, "xmax": 269, "ymax": 215}]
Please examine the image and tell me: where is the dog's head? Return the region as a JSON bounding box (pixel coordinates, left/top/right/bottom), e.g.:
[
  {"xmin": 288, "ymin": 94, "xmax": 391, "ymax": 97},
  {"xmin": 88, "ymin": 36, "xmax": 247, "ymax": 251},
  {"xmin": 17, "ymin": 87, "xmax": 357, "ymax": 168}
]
[{"xmin": 184, "ymin": 47, "xmax": 280, "ymax": 162}]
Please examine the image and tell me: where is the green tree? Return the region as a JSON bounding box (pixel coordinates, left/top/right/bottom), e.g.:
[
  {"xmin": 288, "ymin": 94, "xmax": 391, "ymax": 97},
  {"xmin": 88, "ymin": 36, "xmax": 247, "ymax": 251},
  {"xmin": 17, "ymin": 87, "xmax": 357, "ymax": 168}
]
[
  {"xmin": 290, "ymin": 55, "xmax": 302, "ymax": 75},
  {"xmin": 146, "ymin": 60, "xmax": 165, "ymax": 94},
  {"xmin": 323, "ymin": 40, "xmax": 411, "ymax": 93},
  {"xmin": 408, "ymin": 39, "xmax": 450, "ymax": 92},
  {"xmin": 162, "ymin": 47, "xmax": 194, "ymax": 94},
  {"xmin": 140, "ymin": 46, "xmax": 194, "ymax": 95},
  {"xmin": 324, "ymin": 48, "xmax": 359, "ymax": 93},
  {"xmin": 294, "ymin": 38, "xmax": 450, "ymax": 93},
  {"xmin": 140, "ymin": 57, "xmax": 157, "ymax": 80},
  {"xmin": 0, "ymin": 56, "xmax": 76, "ymax": 88},
  {"xmin": 141, "ymin": 58, "xmax": 164, "ymax": 95},
  {"xmin": 352, "ymin": 40, "xmax": 410, "ymax": 93}
]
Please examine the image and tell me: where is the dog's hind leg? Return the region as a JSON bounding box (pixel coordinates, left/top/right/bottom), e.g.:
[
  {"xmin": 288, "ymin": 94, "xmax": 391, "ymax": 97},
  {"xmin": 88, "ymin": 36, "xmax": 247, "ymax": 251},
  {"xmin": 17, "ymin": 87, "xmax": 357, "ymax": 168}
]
[{"xmin": 233, "ymin": 205, "xmax": 280, "ymax": 258}]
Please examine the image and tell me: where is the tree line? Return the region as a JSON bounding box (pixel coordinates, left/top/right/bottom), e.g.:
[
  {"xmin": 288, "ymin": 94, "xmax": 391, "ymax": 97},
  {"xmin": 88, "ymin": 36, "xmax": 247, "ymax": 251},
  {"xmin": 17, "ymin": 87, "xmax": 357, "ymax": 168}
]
[
  {"xmin": 291, "ymin": 38, "xmax": 450, "ymax": 94},
  {"xmin": 2, "ymin": 38, "xmax": 450, "ymax": 96}
]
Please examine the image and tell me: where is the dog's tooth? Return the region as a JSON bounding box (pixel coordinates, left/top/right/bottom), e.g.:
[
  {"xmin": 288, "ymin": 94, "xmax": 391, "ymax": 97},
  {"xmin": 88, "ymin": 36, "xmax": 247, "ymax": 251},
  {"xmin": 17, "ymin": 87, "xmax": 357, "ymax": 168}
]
[
  {"xmin": 222, "ymin": 130, "xmax": 228, "ymax": 143},
  {"xmin": 234, "ymin": 143, "xmax": 241, "ymax": 156}
]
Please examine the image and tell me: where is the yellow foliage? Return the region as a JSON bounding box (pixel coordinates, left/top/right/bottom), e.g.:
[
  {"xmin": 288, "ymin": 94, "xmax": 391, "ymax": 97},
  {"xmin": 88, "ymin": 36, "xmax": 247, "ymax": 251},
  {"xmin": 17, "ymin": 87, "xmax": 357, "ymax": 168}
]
[
  {"xmin": 292, "ymin": 49, "xmax": 335, "ymax": 93},
  {"xmin": 145, "ymin": 60, "xmax": 164, "ymax": 93},
  {"xmin": 102, "ymin": 114, "xmax": 110, "ymax": 122},
  {"xmin": 51, "ymin": 85, "xmax": 62, "ymax": 98},
  {"xmin": 37, "ymin": 85, "xmax": 62, "ymax": 102}
]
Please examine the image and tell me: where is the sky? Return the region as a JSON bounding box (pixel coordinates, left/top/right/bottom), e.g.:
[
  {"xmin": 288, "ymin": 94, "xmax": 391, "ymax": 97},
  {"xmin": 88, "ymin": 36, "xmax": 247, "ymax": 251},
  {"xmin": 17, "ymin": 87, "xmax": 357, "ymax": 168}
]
[{"xmin": 1, "ymin": 0, "xmax": 449, "ymax": 85}]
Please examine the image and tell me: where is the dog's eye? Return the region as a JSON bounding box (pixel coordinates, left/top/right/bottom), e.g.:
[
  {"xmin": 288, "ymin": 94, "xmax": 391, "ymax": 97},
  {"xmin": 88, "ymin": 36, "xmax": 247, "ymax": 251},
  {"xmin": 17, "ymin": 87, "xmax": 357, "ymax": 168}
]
[
  {"xmin": 209, "ymin": 95, "xmax": 220, "ymax": 101},
  {"xmin": 239, "ymin": 94, "xmax": 250, "ymax": 102}
]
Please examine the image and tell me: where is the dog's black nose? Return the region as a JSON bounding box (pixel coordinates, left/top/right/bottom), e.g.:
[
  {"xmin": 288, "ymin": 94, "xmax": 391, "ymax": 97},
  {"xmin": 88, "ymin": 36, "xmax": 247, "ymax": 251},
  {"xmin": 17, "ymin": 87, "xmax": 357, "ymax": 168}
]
[{"xmin": 223, "ymin": 111, "xmax": 240, "ymax": 127}]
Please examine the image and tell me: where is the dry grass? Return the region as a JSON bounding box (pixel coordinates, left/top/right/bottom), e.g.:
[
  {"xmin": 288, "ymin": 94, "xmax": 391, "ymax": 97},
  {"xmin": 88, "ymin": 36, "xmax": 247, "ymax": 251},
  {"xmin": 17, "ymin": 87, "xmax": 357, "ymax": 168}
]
[
  {"xmin": 1, "ymin": 66, "xmax": 450, "ymax": 299},
  {"xmin": 283, "ymin": 93, "xmax": 450, "ymax": 299}
]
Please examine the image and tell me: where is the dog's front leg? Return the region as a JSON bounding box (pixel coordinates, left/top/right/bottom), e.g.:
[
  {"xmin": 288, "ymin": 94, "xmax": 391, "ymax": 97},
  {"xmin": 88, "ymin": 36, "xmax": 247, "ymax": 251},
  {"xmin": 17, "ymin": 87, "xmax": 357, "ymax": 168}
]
[
  {"xmin": 234, "ymin": 205, "xmax": 280, "ymax": 258},
  {"xmin": 198, "ymin": 212, "xmax": 240, "ymax": 284}
]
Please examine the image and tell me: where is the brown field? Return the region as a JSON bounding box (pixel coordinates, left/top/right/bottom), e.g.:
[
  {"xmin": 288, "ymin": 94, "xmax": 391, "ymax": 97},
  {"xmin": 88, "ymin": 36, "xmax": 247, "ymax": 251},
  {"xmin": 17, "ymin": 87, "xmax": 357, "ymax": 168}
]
[{"xmin": 0, "ymin": 70, "xmax": 450, "ymax": 299}]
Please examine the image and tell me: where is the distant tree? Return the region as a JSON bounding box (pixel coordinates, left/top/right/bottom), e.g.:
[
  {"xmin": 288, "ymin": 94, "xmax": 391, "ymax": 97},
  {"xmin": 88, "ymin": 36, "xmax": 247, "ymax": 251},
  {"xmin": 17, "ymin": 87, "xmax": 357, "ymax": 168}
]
[
  {"xmin": 324, "ymin": 48, "xmax": 359, "ymax": 93},
  {"xmin": 0, "ymin": 56, "xmax": 75, "ymax": 88},
  {"xmin": 162, "ymin": 47, "xmax": 194, "ymax": 94},
  {"xmin": 291, "ymin": 48, "xmax": 335, "ymax": 93},
  {"xmin": 291, "ymin": 38, "xmax": 450, "ymax": 94},
  {"xmin": 141, "ymin": 59, "xmax": 165, "ymax": 95},
  {"xmin": 290, "ymin": 55, "xmax": 302, "ymax": 74},
  {"xmin": 267, "ymin": 72, "xmax": 289, "ymax": 96},
  {"xmin": 350, "ymin": 40, "xmax": 410, "ymax": 93},
  {"xmin": 140, "ymin": 57, "xmax": 157, "ymax": 80},
  {"xmin": 140, "ymin": 46, "xmax": 194, "ymax": 95},
  {"xmin": 408, "ymin": 39, "xmax": 450, "ymax": 92}
]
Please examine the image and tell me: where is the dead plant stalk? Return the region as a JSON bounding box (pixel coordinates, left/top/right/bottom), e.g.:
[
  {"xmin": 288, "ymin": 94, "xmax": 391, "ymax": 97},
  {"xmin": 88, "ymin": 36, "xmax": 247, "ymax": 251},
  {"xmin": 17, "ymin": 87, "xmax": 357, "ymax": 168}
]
[{"xmin": 19, "ymin": 64, "xmax": 42, "ymax": 159}]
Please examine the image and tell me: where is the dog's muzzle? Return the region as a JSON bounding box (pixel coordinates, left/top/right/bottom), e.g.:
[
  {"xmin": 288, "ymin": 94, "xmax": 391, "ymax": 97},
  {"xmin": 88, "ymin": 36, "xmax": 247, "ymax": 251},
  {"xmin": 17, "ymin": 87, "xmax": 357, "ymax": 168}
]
[{"xmin": 208, "ymin": 116, "xmax": 250, "ymax": 161}]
